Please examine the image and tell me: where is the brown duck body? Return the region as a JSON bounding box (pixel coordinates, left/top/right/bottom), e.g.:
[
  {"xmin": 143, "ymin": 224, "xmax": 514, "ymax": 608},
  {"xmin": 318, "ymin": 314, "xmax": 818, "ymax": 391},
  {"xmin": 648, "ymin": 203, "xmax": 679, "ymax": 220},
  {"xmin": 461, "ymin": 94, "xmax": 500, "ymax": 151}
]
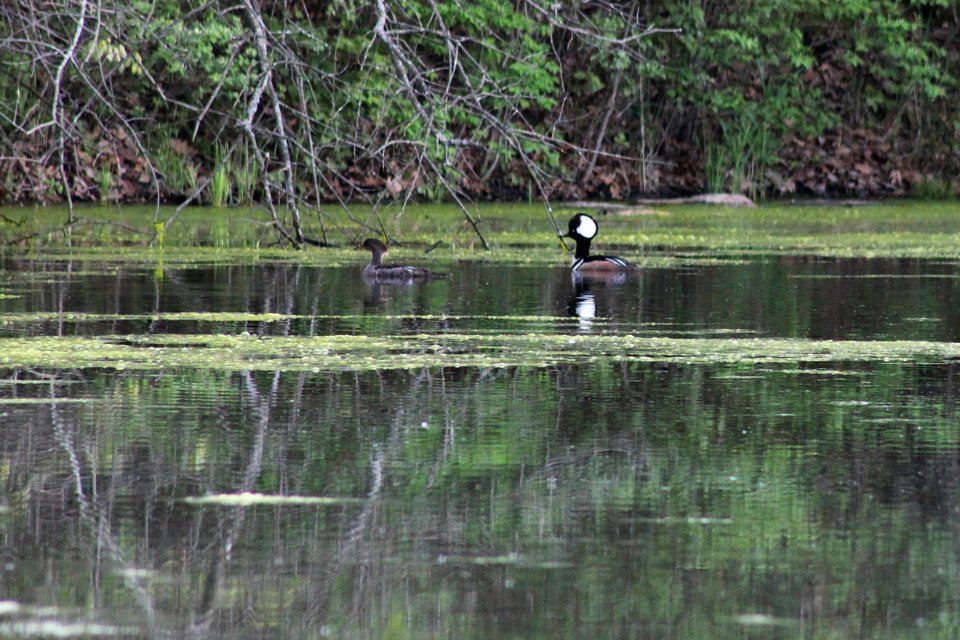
[
  {"xmin": 360, "ymin": 238, "xmax": 433, "ymax": 280},
  {"xmin": 565, "ymin": 213, "xmax": 639, "ymax": 274}
]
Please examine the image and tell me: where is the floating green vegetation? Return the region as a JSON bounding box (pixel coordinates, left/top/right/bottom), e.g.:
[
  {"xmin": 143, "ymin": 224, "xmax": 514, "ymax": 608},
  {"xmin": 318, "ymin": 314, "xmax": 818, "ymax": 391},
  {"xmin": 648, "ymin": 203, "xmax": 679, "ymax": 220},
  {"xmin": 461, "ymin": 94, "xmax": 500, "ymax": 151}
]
[
  {"xmin": 0, "ymin": 311, "xmax": 298, "ymax": 324},
  {"xmin": 0, "ymin": 398, "xmax": 95, "ymax": 405},
  {"xmin": 730, "ymin": 613, "xmax": 796, "ymax": 628},
  {"xmin": 0, "ymin": 620, "xmax": 140, "ymax": 638},
  {"xmin": 0, "ymin": 311, "xmax": 589, "ymax": 325},
  {"xmin": 433, "ymin": 553, "xmax": 573, "ymax": 569},
  {"xmin": 791, "ymin": 274, "xmax": 960, "ymax": 279},
  {"xmin": 0, "ymin": 602, "xmax": 140, "ymax": 637},
  {"xmin": 0, "ymin": 378, "xmax": 79, "ymax": 385},
  {"xmin": 6, "ymin": 200, "xmax": 960, "ymax": 261},
  {"xmin": 17, "ymin": 245, "xmax": 359, "ymax": 267},
  {"xmin": 181, "ymin": 493, "xmax": 363, "ymax": 506},
  {"xmin": 7, "ymin": 244, "xmax": 735, "ymax": 270},
  {"xmin": 2, "ymin": 332, "xmax": 959, "ymax": 373}
]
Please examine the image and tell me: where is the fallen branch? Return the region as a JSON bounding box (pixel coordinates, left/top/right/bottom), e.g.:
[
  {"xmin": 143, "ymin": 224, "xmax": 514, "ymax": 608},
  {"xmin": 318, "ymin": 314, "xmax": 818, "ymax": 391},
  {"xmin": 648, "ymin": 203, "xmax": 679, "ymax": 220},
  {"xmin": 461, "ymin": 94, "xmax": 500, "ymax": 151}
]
[{"xmin": 567, "ymin": 193, "xmax": 757, "ymax": 208}]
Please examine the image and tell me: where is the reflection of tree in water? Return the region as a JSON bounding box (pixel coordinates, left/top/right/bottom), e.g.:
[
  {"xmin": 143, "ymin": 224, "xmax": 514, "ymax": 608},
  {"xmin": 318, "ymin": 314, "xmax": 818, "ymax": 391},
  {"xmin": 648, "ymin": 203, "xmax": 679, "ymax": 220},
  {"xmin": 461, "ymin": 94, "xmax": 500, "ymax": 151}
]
[
  {"xmin": 4, "ymin": 359, "xmax": 960, "ymax": 636},
  {"xmin": 0, "ymin": 366, "xmax": 480, "ymax": 634}
]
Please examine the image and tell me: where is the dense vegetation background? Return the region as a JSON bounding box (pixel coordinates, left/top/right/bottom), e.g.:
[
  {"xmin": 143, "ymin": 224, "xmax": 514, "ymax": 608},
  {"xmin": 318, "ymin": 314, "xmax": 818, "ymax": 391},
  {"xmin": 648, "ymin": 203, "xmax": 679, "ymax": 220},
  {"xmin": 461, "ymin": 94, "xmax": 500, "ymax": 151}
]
[{"xmin": 1, "ymin": 0, "xmax": 957, "ymax": 226}]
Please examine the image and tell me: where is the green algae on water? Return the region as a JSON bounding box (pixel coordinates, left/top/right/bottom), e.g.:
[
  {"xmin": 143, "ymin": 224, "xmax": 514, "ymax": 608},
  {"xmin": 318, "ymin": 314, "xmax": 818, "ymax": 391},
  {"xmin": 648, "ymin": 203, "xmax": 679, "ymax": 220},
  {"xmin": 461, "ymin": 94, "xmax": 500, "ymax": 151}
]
[
  {"xmin": 182, "ymin": 493, "xmax": 363, "ymax": 506},
  {"xmin": 2, "ymin": 333, "xmax": 960, "ymax": 373},
  {"xmin": 8, "ymin": 200, "xmax": 960, "ymax": 261},
  {"xmin": 0, "ymin": 398, "xmax": 95, "ymax": 405}
]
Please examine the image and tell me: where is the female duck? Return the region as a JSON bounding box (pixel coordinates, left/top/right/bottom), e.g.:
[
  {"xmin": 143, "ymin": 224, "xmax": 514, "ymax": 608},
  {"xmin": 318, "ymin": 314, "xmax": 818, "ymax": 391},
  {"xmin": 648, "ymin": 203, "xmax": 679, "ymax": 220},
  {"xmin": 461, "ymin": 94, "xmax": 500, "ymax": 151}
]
[
  {"xmin": 360, "ymin": 238, "xmax": 434, "ymax": 280},
  {"xmin": 565, "ymin": 213, "xmax": 638, "ymax": 273}
]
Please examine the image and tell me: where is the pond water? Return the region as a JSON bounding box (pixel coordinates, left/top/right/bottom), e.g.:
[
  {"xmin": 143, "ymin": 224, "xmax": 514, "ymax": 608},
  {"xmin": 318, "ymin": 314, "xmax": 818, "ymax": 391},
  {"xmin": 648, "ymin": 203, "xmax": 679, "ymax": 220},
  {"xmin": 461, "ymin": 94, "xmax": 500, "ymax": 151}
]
[{"xmin": 1, "ymin": 207, "xmax": 960, "ymax": 638}]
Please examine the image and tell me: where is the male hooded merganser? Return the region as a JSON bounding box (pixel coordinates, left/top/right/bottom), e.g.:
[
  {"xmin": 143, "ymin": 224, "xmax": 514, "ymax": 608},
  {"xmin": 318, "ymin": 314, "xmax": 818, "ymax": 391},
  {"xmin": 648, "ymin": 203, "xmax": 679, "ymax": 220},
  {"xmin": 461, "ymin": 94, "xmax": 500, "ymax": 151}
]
[
  {"xmin": 360, "ymin": 238, "xmax": 435, "ymax": 280},
  {"xmin": 565, "ymin": 213, "xmax": 638, "ymax": 273}
]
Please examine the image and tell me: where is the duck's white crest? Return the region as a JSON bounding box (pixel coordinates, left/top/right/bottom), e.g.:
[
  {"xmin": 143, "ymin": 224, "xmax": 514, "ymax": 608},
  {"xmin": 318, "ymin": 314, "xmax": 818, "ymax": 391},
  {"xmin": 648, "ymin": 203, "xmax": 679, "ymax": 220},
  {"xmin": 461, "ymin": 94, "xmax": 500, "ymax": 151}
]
[{"xmin": 576, "ymin": 215, "xmax": 598, "ymax": 239}]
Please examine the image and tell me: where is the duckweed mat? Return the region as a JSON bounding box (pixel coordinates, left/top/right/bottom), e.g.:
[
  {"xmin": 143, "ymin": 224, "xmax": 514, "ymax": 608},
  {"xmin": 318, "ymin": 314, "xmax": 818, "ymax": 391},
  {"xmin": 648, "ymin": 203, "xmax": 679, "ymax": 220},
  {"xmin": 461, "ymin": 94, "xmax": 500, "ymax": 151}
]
[
  {"xmin": 2, "ymin": 332, "xmax": 958, "ymax": 372},
  {"xmin": 8, "ymin": 201, "xmax": 960, "ymax": 261}
]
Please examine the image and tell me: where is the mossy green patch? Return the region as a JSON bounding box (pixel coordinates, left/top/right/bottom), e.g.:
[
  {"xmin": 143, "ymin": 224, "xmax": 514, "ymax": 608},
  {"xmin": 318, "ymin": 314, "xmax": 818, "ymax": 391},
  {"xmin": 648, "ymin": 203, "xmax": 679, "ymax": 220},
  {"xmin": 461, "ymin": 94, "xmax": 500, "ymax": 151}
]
[
  {"xmin": 0, "ymin": 398, "xmax": 95, "ymax": 405},
  {"xmin": 6, "ymin": 201, "xmax": 960, "ymax": 261},
  {"xmin": 2, "ymin": 333, "xmax": 959, "ymax": 372},
  {"xmin": 181, "ymin": 493, "xmax": 363, "ymax": 506},
  {"xmin": 0, "ymin": 311, "xmax": 590, "ymax": 326}
]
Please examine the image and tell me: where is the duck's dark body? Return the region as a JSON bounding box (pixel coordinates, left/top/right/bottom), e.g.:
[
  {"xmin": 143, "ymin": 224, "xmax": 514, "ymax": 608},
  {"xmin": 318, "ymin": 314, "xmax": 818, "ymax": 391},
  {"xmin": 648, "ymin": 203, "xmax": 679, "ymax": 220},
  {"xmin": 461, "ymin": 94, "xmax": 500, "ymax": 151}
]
[
  {"xmin": 360, "ymin": 238, "xmax": 433, "ymax": 280},
  {"xmin": 565, "ymin": 213, "xmax": 639, "ymax": 274}
]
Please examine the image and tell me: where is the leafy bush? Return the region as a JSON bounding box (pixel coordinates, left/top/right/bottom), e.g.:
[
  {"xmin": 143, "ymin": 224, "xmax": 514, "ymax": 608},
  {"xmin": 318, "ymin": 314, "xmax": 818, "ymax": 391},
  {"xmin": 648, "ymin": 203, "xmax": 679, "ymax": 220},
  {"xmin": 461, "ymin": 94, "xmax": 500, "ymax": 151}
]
[{"xmin": 0, "ymin": 0, "xmax": 956, "ymax": 209}]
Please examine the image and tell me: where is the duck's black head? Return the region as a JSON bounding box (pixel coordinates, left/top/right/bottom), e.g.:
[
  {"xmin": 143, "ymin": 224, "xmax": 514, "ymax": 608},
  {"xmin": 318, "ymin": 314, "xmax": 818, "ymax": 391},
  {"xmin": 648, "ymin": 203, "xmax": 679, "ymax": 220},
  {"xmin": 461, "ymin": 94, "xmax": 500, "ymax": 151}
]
[
  {"xmin": 566, "ymin": 213, "xmax": 598, "ymax": 241},
  {"xmin": 361, "ymin": 238, "xmax": 388, "ymax": 253}
]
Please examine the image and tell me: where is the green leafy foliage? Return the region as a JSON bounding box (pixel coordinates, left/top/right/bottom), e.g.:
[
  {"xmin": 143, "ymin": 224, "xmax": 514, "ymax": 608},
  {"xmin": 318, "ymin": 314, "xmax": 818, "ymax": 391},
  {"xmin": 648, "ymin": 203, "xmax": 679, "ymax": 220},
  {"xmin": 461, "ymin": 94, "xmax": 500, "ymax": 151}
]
[
  {"xmin": 133, "ymin": 3, "xmax": 257, "ymax": 99},
  {"xmin": 650, "ymin": 0, "xmax": 954, "ymax": 196},
  {"xmin": 0, "ymin": 0, "xmax": 957, "ymax": 204}
]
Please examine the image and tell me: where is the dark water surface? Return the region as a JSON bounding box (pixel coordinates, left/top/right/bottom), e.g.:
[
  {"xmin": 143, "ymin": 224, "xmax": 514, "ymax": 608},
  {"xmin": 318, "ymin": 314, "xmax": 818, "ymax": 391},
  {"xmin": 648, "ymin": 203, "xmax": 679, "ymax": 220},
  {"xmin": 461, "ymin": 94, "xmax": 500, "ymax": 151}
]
[{"xmin": 1, "ymin": 254, "xmax": 960, "ymax": 638}]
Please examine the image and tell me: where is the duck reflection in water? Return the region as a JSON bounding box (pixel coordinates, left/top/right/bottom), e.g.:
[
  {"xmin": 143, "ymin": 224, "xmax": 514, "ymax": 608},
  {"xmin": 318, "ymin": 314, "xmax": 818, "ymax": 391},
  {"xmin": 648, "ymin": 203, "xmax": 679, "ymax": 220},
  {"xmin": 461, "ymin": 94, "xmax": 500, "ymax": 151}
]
[
  {"xmin": 569, "ymin": 281, "xmax": 597, "ymax": 333},
  {"xmin": 358, "ymin": 238, "xmax": 446, "ymax": 315},
  {"xmin": 566, "ymin": 266, "xmax": 639, "ymax": 334},
  {"xmin": 560, "ymin": 212, "xmax": 639, "ymax": 332},
  {"xmin": 361, "ymin": 275, "xmax": 452, "ymax": 333}
]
